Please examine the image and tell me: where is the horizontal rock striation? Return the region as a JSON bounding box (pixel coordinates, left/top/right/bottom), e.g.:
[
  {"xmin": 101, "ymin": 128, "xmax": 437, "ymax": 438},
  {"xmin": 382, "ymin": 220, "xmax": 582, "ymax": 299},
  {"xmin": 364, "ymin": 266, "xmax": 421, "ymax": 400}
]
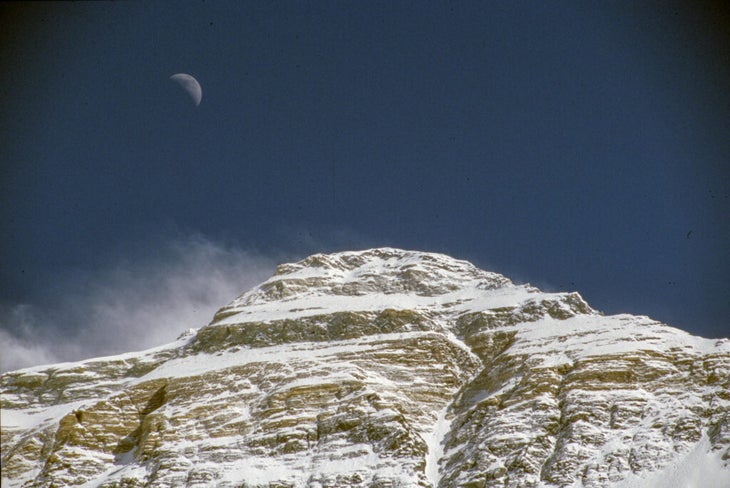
[{"xmin": 2, "ymin": 248, "xmax": 729, "ymax": 487}]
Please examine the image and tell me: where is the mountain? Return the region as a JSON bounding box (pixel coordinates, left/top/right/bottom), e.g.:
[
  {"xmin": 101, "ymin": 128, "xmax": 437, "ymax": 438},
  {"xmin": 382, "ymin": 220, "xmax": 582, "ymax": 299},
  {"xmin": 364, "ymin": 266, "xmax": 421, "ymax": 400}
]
[{"xmin": 2, "ymin": 248, "xmax": 729, "ymax": 487}]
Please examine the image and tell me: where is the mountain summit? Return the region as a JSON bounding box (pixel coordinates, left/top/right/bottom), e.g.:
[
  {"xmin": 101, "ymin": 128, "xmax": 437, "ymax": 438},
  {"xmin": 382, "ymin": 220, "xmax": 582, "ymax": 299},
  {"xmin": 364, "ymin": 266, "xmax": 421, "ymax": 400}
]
[{"xmin": 2, "ymin": 248, "xmax": 729, "ymax": 487}]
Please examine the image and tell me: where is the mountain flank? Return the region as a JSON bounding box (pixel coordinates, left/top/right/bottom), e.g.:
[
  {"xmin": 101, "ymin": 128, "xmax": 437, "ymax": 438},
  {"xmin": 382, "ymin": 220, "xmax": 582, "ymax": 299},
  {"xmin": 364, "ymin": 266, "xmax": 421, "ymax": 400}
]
[{"xmin": 2, "ymin": 248, "xmax": 729, "ymax": 487}]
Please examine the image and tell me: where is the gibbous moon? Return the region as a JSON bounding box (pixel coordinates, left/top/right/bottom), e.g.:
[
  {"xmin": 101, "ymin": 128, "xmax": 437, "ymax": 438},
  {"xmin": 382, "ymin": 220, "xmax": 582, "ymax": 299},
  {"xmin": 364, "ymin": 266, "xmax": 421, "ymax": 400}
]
[{"xmin": 169, "ymin": 73, "xmax": 202, "ymax": 106}]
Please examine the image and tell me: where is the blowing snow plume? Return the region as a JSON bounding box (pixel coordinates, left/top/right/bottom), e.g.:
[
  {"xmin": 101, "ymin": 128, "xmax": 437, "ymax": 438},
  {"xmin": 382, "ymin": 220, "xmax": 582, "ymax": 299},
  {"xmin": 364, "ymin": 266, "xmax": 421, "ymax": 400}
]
[
  {"xmin": 0, "ymin": 236, "xmax": 277, "ymax": 372},
  {"xmin": 2, "ymin": 248, "xmax": 729, "ymax": 487}
]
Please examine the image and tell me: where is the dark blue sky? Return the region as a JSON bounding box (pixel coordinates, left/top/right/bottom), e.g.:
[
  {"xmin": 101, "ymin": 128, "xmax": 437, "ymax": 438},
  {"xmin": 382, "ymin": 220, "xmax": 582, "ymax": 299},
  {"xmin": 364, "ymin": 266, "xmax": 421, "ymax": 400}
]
[{"xmin": 1, "ymin": 1, "xmax": 728, "ymax": 361}]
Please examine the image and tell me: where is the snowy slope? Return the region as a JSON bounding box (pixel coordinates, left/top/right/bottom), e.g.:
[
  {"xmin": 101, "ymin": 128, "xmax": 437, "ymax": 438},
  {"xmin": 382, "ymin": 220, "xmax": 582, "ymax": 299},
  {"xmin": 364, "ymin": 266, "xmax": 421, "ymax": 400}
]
[{"xmin": 2, "ymin": 248, "xmax": 729, "ymax": 487}]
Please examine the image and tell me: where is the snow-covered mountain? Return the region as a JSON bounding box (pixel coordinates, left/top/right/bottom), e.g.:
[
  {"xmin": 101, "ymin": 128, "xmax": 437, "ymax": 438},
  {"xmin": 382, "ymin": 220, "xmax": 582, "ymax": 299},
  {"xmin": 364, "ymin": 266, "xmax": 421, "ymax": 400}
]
[{"xmin": 2, "ymin": 248, "xmax": 729, "ymax": 487}]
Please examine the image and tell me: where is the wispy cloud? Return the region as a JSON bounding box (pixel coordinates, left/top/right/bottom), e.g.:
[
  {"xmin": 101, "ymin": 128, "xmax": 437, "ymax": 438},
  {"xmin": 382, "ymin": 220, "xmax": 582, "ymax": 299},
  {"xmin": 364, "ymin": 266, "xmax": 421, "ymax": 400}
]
[{"xmin": 0, "ymin": 236, "xmax": 278, "ymax": 372}]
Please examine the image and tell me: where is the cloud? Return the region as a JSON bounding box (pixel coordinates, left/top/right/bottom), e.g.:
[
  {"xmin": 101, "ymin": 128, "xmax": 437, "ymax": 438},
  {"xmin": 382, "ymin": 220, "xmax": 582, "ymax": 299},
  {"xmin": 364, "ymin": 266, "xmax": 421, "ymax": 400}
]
[{"xmin": 0, "ymin": 236, "xmax": 278, "ymax": 373}]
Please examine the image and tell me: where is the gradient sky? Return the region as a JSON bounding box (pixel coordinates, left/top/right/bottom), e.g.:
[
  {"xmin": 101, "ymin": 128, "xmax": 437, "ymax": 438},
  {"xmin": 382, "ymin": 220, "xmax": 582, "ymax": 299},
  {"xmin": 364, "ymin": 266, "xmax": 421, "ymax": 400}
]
[{"xmin": 1, "ymin": 2, "xmax": 728, "ymax": 369}]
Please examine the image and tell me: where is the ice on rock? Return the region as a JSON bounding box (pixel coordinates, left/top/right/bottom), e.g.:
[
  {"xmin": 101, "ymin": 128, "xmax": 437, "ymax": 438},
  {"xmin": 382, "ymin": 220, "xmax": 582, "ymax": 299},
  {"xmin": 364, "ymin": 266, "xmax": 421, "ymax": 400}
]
[{"xmin": 2, "ymin": 248, "xmax": 729, "ymax": 487}]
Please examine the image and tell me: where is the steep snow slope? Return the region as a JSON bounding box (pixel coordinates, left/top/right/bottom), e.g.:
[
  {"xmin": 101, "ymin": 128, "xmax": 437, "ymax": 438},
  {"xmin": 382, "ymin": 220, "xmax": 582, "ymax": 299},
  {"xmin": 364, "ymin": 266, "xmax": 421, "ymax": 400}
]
[{"xmin": 2, "ymin": 248, "xmax": 729, "ymax": 487}]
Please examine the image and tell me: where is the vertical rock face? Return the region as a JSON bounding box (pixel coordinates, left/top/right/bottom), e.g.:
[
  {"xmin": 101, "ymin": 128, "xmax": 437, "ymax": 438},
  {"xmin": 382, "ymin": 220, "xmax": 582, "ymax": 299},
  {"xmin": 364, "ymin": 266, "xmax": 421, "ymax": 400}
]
[{"xmin": 2, "ymin": 248, "xmax": 729, "ymax": 487}]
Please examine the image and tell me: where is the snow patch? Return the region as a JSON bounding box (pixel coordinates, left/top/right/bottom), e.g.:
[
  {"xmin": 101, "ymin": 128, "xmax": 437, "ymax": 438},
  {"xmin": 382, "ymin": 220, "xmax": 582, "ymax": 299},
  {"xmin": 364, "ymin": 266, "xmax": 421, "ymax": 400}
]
[
  {"xmin": 424, "ymin": 406, "xmax": 452, "ymax": 487},
  {"xmin": 603, "ymin": 436, "xmax": 729, "ymax": 488}
]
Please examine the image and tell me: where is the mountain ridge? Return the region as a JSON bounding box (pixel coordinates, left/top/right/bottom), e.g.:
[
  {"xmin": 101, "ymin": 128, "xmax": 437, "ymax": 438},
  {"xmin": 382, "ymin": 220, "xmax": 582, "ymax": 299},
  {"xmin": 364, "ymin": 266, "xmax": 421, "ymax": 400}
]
[{"xmin": 2, "ymin": 248, "xmax": 729, "ymax": 487}]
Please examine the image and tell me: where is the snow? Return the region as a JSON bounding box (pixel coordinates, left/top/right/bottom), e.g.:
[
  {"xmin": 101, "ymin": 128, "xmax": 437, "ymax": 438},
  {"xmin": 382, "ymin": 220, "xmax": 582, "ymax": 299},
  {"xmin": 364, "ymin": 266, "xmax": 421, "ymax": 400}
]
[
  {"xmin": 1, "ymin": 399, "xmax": 90, "ymax": 430},
  {"xmin": 4, "ymin": 332, "xmax": 196, "ymax": 376},
  {"xmin": 424, "ymin": 405, "xmax": 452, "ymax": 486},
  {"xmin": 593, "ymin": 436, "xmax": 730, "ymax": 488},
  {"xmin": 210, "ymin": 247, "xmax": 546, "ymax": 326},
  {"xmin": 140, "ymin": 331, "xmax": 433, "ymax": 381},
  {"xmin": 508, "ymin": 314, "xmax": 730, "ymax": 366},
  {"xmin": 215, "ymin": 284, "xmax": 544, "ymax": 325},
  {"xmin": 3, "ymin": 248, "xmax": 729, "ymax": 487}
]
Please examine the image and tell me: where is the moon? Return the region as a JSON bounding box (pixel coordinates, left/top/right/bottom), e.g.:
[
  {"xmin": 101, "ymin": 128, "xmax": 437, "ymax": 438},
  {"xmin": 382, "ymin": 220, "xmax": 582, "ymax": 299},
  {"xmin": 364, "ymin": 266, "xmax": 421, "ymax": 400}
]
[{"xmin": 169, "ymin": 73, "xmax": 202, "ymax": 106}]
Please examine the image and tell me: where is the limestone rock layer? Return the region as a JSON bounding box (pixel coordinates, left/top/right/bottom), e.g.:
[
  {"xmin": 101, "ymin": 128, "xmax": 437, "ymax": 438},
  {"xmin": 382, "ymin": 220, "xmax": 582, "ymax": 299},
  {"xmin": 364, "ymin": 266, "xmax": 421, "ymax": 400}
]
[{"xmin": 2, "ymin": 248, "xmax": 729, "ymax": 487}]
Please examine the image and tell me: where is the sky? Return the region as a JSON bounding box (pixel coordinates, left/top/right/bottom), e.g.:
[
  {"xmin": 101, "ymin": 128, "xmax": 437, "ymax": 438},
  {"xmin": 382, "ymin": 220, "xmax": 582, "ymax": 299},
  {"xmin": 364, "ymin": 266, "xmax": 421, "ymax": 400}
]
[{"xmin": 1, "ymin": 1, "xmax": 728, "ymax": 371}]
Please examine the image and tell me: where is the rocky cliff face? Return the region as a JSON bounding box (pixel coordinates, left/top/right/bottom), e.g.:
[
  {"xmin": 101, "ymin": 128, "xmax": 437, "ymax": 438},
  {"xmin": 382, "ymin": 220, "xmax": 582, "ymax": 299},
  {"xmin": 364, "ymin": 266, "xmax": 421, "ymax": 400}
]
[{"xmin": 2, "ymin": 248, "xmax": 729, "ymax": 487}]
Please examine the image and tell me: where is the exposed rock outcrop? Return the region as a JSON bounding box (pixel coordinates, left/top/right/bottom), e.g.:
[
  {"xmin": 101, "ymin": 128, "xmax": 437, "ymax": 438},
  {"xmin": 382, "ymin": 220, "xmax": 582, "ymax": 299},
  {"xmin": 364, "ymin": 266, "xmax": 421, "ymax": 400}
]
[{"xmin": 2, "ymin": 248, "xmax": 729, "ymax": 487}]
